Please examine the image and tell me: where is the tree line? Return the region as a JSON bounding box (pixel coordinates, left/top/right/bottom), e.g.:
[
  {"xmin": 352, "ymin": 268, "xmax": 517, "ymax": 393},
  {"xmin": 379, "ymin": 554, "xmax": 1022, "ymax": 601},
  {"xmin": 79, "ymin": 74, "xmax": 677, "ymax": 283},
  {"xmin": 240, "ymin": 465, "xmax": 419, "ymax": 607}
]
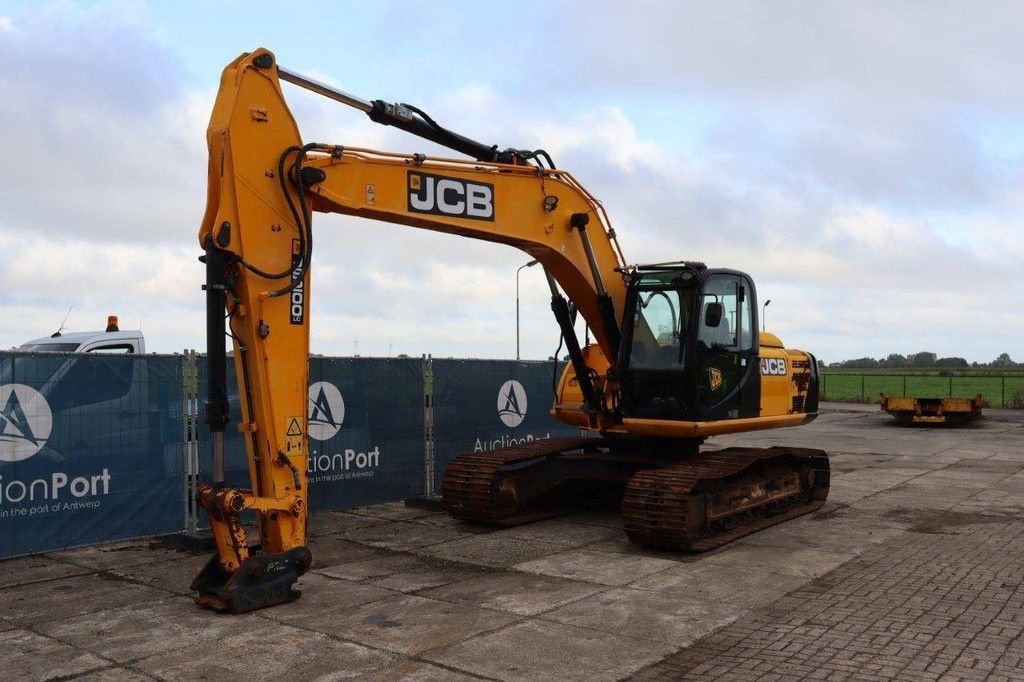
[{"xmin": 826, "ymin": 352, "xmax": 1020, "ymax": 369}]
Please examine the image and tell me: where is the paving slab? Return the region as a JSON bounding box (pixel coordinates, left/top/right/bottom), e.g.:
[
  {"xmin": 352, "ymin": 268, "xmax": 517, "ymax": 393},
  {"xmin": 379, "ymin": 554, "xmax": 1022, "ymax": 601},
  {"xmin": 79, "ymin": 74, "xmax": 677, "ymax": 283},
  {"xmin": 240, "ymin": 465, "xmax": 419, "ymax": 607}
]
[
  {"xmin": 826, "ymin": 483, "xmax": 881, "ymax": 505},
  {"xmin": 293, "ymin": 592, "xmax": 519, "ymax": 655},
  {"xmin": 925, "ymin": 468, "xmax": 1016, "ymax": 486},
  {"xmin": 134, "ymin": 621, "xmax": 396, "ymax": 679},
  {"xmin": 629, "ymin": 562, "xmax": 808, "ymax": 607},
  {"xmin": 543, "ymin": 586, "xmax": 738, "ymax": 646},
  {"xmin": 497, "ymin": 519, "xmax": 621, "ymax": 547},
  {"xmin": 372, "ymin": 564, "xmax": 489, "ymax": 594},
  {"xmin": 0, "ymin": 572, "xmax": 169, "ymax": 627},
  {"xmin": 0, "ymin": 554, "xmax": 92, "ymax": 589},
  {"xmin": 340, "ymin": 520, "xmax": 470, "ymax": 551},
  {"xmin": 700, "ymin": 541, "xmax": 854, "ymax": 579},
  {"xmin": 582, "ymin": 534, "xmax": 696, "ymax": 561},
  {"xmin": 0, "ymin": 629, "xmax": 111, "ymax": 680},
  {"xmin": 408, "ymin": 511, "xmax": 491, "ymax": 530},
  {"xmin": 428, "ymin": 619, "xmax": 676, "ymax": 681},
  {"xmin": 943, "ymin": 459, "xmax": 1024, "ymax": 475},
  {"xmin": 47, "ymin": 538, "xmax": 201, "ymax": 571},
  {"xmin": 833, "ymin": 469, "xmax": 927, "ymax": 491},
  {"xmin": 67, "ymin": 666, "xmax": 154, "ymax": 681},
  {"xmin": 317, "ymin": 553, "xmax": 435, "ymax": 581},
  {"xmin": 363, "ymin": 659, "xmax": 484, "ymax": 681},
  {"xmin": 870, "ymin": 461, "xmax": 944, "ymax": 474},
  {"xmin": 307, "ymin": 509, "xmax": 391, "ymax": 537},
  {"xmin": 316, "ymin": 553, "xmax": 489, "ymax": 594},
  {"xmin": 954, "ymin": 491, "xmax": 1024, "ymax": 514},
  {"xmin": 852, "ymin": 481, "xmax": 987, "ymax": 512},
  {"xmin": 422, "ymin": 571, "xmax": 605, "ymax": 616},
  {"xmin": 740, "ymin": 509, "xmax": 908, "ymax": 555},
  {"xmin": 36, "ymin": 595, "xmax": 264, "ymax": 664},
  {"xmin": 307, "ymin": 534, "xmax": 391, "ymax": 568},
  {"xmin": 988, "ymin": 449, "xmax": 1024, "ymax": 462},
  {"xmin": 414, "ymin": 533, "xmax": 568, "ymax": 569},
  {"xmin": 258, "ymin": 572, "xmax": 395, "ymax": 625},
  {"xmin": 348, "ymin": 501, "xmax": 438, "ymax": 522},
  {"xmin": 109, "ymin": 554, "xmax": 209, "ymax": 595},
  {"xmin": 514, "ymin": 548, "xmax": 679, "ymax": 586}
]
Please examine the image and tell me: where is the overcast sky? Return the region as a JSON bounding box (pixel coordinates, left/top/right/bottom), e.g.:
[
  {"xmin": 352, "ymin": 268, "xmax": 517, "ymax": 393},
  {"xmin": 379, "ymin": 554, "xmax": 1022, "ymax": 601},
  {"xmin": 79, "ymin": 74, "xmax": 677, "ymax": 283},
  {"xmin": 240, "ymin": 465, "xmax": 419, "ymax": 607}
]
[{"xmin": 1, "ymin": 1, "xmax": 1021, "ymax": 363}]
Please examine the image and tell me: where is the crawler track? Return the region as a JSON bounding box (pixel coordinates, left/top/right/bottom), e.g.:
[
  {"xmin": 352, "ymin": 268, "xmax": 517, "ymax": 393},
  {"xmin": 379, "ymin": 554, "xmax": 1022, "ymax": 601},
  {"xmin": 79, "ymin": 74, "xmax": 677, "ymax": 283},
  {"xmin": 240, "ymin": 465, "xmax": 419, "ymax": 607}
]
[
  {"xmin": 441, "ymin": 437, "xmax": 598, "ymax": 525},
  {"xmin": 623, "ymin": 447, "xmax": 830, "ymax": 551},
  {"xmin": 442, "ymin": 440, "xmax": 830, "ymax": 551}
]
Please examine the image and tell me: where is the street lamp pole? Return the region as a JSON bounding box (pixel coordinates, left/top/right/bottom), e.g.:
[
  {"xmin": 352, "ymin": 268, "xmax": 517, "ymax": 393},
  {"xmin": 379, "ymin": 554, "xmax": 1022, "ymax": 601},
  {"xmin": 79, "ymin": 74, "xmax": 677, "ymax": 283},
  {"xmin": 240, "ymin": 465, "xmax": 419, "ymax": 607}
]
[
  {"xmin": 516, "ymin": 259, "xmax": 540, "ymax": 360},
  {"xmin": 762, "ymin": 299, "xmax": 771, "ymax": 332}
]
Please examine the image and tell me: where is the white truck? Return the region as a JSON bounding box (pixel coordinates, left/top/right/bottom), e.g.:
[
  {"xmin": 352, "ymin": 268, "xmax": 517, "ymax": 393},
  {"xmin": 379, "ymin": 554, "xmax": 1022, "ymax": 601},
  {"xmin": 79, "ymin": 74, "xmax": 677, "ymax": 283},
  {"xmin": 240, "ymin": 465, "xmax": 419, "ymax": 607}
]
[
  {"xmin": 5, "ymin": 316, "xmax": 175, "ymax": 464},
  {"xmin": 18, "ymin": 316, "xmax": 145, "ymax": 354}
]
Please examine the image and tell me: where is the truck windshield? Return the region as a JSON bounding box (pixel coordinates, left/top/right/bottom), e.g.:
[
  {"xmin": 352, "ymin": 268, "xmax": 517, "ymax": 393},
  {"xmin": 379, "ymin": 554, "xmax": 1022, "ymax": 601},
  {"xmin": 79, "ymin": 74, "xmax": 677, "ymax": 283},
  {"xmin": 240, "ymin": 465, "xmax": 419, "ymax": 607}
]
[{"xmin": 17, "ymin": 342, "xmax": 81, "ymax": 352}]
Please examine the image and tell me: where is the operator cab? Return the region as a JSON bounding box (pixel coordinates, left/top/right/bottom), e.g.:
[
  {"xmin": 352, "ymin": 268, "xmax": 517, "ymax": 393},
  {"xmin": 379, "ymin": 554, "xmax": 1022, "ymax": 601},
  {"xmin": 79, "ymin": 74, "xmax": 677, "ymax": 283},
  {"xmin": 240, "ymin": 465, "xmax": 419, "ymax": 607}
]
[{"xmin": 617, "ymin": 263, "xmax": 760, "ymax": 422}]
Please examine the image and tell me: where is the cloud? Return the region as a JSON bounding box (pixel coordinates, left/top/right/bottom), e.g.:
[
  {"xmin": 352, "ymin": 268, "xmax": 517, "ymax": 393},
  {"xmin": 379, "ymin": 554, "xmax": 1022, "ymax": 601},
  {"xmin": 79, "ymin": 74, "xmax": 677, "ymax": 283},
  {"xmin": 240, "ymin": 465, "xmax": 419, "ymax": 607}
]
[
  {"xmin": 535, "ymin": 2, "xmax": 1024, "ymax": 214},
  {"xmin": 558, "ymin": 2, "xmax": 1024, "ymax": 107},
  {"xmin": 0, "ymin": 4, "xmax": 207, "ymax": 246},
  {"xmin": 0, "ymin": 2, "xmax": 1020, "ymax": 366}
]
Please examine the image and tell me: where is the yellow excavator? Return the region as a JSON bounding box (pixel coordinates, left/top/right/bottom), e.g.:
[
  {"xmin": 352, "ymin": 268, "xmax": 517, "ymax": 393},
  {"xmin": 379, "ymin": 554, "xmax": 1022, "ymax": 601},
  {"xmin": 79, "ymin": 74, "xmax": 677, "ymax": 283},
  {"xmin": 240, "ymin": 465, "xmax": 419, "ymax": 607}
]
[{"xmin": 193, "ymin": 48, "xmax": 829, "ymax": 612}]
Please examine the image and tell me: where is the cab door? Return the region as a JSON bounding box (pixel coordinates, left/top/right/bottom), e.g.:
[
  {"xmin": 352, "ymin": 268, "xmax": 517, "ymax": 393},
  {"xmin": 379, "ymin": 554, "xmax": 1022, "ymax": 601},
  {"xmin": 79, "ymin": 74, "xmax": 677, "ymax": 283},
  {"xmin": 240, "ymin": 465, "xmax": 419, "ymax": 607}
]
[
  {"xmin": 619, "ymin": 276, "xmax": 694, "ymax": 420},
  {"xmin": 691, "ymin": 272, "xmax": 760, "ymax": 421}
]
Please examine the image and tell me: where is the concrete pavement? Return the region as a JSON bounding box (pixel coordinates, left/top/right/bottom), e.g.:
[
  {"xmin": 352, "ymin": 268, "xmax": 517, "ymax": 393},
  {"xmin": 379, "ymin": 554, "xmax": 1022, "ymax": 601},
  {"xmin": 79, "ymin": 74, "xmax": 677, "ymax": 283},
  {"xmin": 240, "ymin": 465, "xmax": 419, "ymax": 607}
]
[{"xmin": 1, "ymin": 404, "xmax": 1022, "ymax": 680}]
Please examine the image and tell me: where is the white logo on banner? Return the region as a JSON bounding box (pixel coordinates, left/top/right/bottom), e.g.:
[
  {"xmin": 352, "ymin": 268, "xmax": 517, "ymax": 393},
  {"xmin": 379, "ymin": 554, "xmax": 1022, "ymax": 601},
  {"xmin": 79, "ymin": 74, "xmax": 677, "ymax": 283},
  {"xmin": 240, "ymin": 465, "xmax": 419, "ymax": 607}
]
[
  {"xmin": 308, "ymin": 381, "xmax": 345, "ymax": 441},
  {"xmin": 497, "ymin": 379, "xmax": 528, "ymax": 428},
  {"xmin": 0, "ymin": 384, "xmax": 52, "ymax": 463}
]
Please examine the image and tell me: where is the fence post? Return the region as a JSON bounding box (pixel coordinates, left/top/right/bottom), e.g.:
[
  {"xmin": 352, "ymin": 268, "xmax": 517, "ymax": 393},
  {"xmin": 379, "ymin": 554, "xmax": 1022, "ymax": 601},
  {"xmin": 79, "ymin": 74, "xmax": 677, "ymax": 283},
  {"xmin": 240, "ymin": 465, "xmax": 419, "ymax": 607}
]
[
  {"xmin": 422, "ymin": 354, "xmax": 435, "ymax": 498},
  {"xmin": 181, "ymin": 349, "xmax": 200, "ymax": 535},
  {"xmin": 949, "ymin": 375, "xmax": 953, "ymax": 397},
  {"xmin": 903, "ymin": 375, "xmax": 906, "ymax": 396},
  {"xmin": 861, "ymin": 374, "xmax": 865, "ymax": 402},
  {"xmin": 1002, "ymin": 376, "xmax": 1006, "ymax": 408}
]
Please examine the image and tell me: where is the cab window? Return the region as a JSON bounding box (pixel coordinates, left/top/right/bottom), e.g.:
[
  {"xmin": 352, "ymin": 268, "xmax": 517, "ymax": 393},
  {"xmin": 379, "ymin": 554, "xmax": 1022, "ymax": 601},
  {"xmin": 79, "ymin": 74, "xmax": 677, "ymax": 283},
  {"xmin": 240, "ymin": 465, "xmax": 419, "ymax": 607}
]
[
  {"xmin": 87, "ymin": 344, "xmax": 135, "ymax": 354},
  {"xmin": 698, "ymin": 275, "xmax": 753, "ymax": 352},
  {"xmin": 629, "ymin": 283, "xmax": 695, "ymax": 369}
]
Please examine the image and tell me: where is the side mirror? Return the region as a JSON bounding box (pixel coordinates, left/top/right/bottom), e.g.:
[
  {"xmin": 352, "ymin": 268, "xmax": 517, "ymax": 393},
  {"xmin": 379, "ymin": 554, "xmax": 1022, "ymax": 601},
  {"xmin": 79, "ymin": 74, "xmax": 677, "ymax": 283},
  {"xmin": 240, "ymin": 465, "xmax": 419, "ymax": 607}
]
[{"xmin": 704, "ymin": 302, "xmax": 723, "ymax": 328}]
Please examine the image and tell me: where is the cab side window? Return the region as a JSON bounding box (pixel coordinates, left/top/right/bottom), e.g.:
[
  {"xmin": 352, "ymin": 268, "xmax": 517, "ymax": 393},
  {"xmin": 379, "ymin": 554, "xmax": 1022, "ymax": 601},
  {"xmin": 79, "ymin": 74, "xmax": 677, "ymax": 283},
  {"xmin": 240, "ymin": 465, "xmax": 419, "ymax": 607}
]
[{"xmin": 698, "ymin": 275, "xmax": 752, "ymax": 352}]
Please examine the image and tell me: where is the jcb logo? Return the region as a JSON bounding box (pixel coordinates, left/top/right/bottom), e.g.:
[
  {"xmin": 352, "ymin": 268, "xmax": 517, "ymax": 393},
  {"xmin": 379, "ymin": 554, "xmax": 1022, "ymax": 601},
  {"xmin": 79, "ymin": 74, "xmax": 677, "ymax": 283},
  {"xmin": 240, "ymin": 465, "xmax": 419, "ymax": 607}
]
[
  {"xmin": 708, "ymin": 368, "xmax": 723, "ymax": 391},
  {"xmin": 760, "ymin": 358, "xmax": 787, "ymax": 376},
  {"xmin": 408, "ymin": 171, "xmax": 494, "ymax": 221}
]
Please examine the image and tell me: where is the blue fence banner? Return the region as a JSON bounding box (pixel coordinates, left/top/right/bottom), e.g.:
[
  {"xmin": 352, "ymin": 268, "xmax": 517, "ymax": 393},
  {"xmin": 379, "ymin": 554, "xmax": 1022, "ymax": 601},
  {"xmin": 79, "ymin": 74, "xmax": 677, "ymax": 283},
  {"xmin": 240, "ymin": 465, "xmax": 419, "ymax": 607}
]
[
  {"xmin": 199, "ymin": 356, "xmax": 424, "ymax": 513},
  {"xmin": 431, "ymin": 359, "xmax": 581, "ymax": 490},
  {"xmin": 2, "ymin": 352, "xmax": 586, "ymax": 558},
  {"xmin": 0, "ymin": 352, "xmax": 184, "ymax": 558},
  {"xmin": 307, "ymin": 357, "xmax": 424, "ymax": 509}
]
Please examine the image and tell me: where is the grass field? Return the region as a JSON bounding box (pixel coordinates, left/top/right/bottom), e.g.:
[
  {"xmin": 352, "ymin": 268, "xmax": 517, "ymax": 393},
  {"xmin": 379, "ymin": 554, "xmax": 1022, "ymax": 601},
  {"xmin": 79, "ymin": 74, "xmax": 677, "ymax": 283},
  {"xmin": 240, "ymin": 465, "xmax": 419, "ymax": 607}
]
[{"xmin": 820, "ymin": 372, "xmax": 1024, "ymax": 408}]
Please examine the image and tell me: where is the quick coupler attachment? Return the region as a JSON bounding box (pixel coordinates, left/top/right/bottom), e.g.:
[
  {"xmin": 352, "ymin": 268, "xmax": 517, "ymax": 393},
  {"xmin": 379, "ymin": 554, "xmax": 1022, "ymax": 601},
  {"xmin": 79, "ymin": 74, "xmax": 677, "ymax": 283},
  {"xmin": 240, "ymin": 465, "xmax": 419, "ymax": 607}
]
[{"xmin": 191, "ymin": 546, "xmax": 313, "ymax": 614}]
